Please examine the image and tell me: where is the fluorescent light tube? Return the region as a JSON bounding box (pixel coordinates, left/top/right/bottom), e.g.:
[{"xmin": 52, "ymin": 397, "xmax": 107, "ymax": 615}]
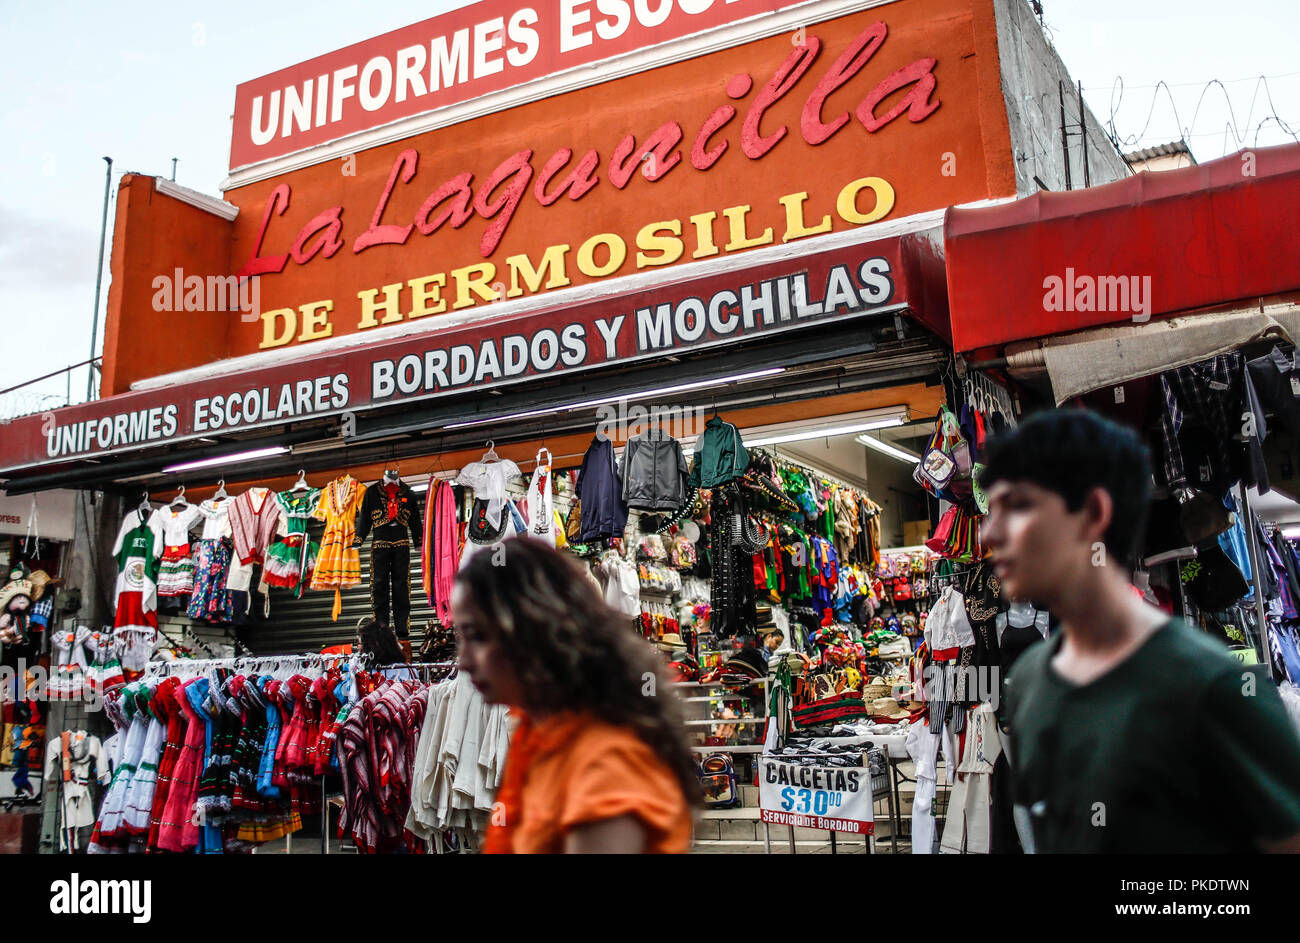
[
  {"xmin": 856, "ymin": 434, "xmax": 920, "ymax": 464},
  {"xmin": 162, "ymin": 445, "xmax": 290, "ymax": 473},
  {"xmin": 746, "ymin": 417, "xmax": 904, "ymax": 448},
  {"xmin": 443, "ymin": 367, "xmax": 786, "ymax": 430}
]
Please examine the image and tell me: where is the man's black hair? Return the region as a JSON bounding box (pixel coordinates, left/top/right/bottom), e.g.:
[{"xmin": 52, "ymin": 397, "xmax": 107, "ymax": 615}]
[{"xmin": 978, "ymin": 408, "xmax": 1152, "ymax": 566}]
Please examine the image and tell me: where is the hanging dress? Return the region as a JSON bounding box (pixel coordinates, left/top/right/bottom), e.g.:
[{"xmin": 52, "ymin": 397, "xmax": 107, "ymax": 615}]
[
  {"xmin": 188, "ymin": 499, "xmax": 234, "ymax": 623},
  {"xmin": 310, "ymin": 475, "xmax": 367, "ymax": 621},
  {"xmin": 264, "ymin": 488, "xmax": 322, "ymax": 595},
  {"xmin": 111, "ymin": 509, "xmax": 162, "ymax": 634},
  {"xmin": 149, "ymin": 504, "xmax": 203, "ymax": 597}
]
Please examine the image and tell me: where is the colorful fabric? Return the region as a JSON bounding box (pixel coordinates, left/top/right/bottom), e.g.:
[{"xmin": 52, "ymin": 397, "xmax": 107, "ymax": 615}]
[
  {"xmin": 157, "ymin": 543, "xmax": 196, "ymax": 597},
  {"xmin": 187, "ymin": 538, "xmax": 234, "ymax": 622},
  {"xmin": 310, "ymin": 475, "xmax": 367, "ymax": 621},
  {"xmin": 265, "ymin": 488, "xmax": 321, "ymax": 595}
]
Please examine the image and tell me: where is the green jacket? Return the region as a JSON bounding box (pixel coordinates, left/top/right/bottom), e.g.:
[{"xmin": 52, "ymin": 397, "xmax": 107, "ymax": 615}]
[{"xmin": 689, "ymin": 417, "xmax": 750, "ymax": 488}]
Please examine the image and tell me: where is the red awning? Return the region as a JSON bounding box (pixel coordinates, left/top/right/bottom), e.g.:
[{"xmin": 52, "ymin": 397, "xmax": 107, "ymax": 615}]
[{"xmin": 943, "ymin": 142, "xmax": 1300, "ymax": 352}]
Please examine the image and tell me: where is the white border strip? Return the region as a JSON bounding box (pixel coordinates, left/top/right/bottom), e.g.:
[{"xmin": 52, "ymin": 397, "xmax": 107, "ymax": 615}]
[
  {"xmin": 221, "ymin": 0, "xmax": 900, "ymax": 191},
  {"xmin": 155, "ymin": 178, "xmax": 240, "ymax": 221}
]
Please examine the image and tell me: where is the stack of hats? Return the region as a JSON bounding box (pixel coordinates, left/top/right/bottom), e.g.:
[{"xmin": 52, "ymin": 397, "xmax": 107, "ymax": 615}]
[
  {"xmin": 715, "ymin": 647, "xmax": 766, "ymax": 689},
  {"xmin": 754, "ymin": 602, "xmax": 776, "ymax": 634}
]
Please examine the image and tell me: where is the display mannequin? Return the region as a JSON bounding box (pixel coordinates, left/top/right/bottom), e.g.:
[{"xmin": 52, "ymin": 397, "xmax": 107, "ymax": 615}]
[{"xmin": 354, "ymin": 466, "xmax": 421, "ymax": 641}]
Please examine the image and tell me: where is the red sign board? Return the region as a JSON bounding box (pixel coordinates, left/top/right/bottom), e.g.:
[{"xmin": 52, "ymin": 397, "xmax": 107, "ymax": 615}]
[
  {"xmin": 230, "ymin": 0, "xmax": 811, "ymax": 169},
  {"xmin": 2, "ymin": 236, "xmax": 915, "ymax": 475}
]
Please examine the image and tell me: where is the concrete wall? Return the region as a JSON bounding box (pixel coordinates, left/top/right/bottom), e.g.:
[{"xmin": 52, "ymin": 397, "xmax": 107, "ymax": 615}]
[{"xmin": 993, "ymin": 0, "xmax": 1131, "ymax": 193}]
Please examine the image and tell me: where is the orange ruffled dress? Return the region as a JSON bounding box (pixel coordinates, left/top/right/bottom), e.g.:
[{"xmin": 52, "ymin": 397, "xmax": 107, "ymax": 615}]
[{"xmin": 309, "ymin": 475, "xmax": 367, "ymax": 620}]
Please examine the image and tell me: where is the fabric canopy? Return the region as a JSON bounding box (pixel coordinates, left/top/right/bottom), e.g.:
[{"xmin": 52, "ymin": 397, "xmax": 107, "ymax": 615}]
[
  {"xmin": 944, "ymin": 142, "xmax": 1300, "ymax": 352},
  {"xmin": 1029, "ymin": 299, "xmax": 1300, "ymax": 404}
]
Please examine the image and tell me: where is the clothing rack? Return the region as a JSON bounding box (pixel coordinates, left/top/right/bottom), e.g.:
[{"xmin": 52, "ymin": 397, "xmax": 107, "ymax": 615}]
[
  {"xmin": 143, "ymin": 651, "xmax": 347, "ymax": 677},
  {"xmin": 773, "ymin": 454, "xmax": 870, "ymax": 497}
]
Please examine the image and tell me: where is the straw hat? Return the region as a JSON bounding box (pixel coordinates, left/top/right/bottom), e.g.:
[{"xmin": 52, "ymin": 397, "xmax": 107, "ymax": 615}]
[
  {"xmin": 868, "ymin": 696, "xmax": 913, "ymax": 720},
  {"xmin": 27, "ymin": 570, "xmax": 62, "ymax": 601},
  {"xmin": 655, "ymin": 633, "xmax": 687, "ymax": 651}
]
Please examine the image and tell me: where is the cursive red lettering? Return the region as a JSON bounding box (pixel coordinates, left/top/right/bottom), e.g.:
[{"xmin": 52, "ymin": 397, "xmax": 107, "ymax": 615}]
[
  {"xmin": 692, "ymin": 105, "xmax": 735, "ymax": 170},
  {"xmin": 353, "ymin": 148, "xmax": 418, "ymax": 253},
  {"xmin": 802, "ymin": 22, "xmax": 886, "ymax": 146},
  {"xmin": 290, "ymin": 206, "xmax": 345, "ymax": 264},
  {"xmin": 640, "ymin": 121, "xmax": 683, "ymax": 181},
  {"xmin": 856, "ymin": 58, "xmax": 940, "ymax": 133},
  {"xmin": 237, "ymin": 183, "xmax": 290, "ymax": 278},
  {"xmin": 474, "ymin": 149, "xmax": 533, "ymax": 257},
  {"xmin": 742, "ymin": 39, "xmax": 821, "ymax": 159},
  {"xmin": 534, "ymin": 147, "xmax": 601, "ymax": 206},
  {"xmin": 607, "ymin": 134, "xmax": 640, "ymax": 189},
  {"xmin": 415, "ymin": 172, "xmax": 475, "ymax": 236}
]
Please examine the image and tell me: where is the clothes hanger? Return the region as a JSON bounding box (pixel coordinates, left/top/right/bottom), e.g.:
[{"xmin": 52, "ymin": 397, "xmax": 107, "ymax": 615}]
[
  {"xmin": 481, "ymin": 440, "xmax": 499, "ymax": 464},
  {"xmin": 212, "ymin": 479, "xmax": 229, "ymax": 503},
  {"xmin": 170, "ymin": 485, "xmax": 188, "ymax": 509},
  {"xmin": 291, "ymin": 469, "xmax": 310, "ymax": 492}
]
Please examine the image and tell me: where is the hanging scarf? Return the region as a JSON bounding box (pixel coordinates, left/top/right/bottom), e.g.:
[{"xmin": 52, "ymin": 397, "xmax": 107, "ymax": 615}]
[
  {"xmin": 422, "ymin": 479, "xmax": 459, "ymax": 625},
  {"xmin": 483, "ymin": 710, "xmax": 587, "ymax": 854}
]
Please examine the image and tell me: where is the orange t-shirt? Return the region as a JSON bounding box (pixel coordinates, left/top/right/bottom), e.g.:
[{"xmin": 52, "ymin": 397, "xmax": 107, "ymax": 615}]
[{"xmin": 506, "ymin": 717, "xmax": 694, "ymax": 854}]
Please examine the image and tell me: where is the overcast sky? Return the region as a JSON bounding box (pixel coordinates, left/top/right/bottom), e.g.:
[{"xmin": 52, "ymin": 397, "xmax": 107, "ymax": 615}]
[{"xmin": 2, "ymin": 0, "xmax": 1296, "ymax": 412}]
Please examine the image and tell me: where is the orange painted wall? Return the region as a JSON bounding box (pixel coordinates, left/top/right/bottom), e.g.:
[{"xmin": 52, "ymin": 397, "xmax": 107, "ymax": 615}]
[
  {"xmin": 101, "ymin": 176, "xmax": 236, "ymax": 394},
  {"xmin": 107, "ymin": 0, "xmax": 1016, "ymax": 391}
]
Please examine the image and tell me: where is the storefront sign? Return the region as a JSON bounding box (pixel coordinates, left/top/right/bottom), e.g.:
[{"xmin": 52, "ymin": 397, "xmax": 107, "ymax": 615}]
[
  {"xmin": 0, "ymin": 490, "xmax": 77, "ymax": 542},
  {"xmin": 106, "ymin": 0, "xmax": 1012, "ymax": 392},
  {"xmin": 230, "ymin": 0, "xmax": 815, "ymax": 169},
  {"xmin": 0, "ymin": 237, "xmax": 910, "ymax": 474},
  {"xmin": 759, "ymin": 755, "xmax": 874, "ymax": 833}
]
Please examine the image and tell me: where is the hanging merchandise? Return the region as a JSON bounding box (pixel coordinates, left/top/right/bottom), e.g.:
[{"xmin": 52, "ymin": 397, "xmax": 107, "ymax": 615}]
[
  {"xmin": 228, "ymin": 486, "xmax": 282, "ymax": 621},
  {"xmin": 264, "ymin": 481, "xmax": 322, "ymax": 598},
  {"xmin": 45, "ymin": 730, "xmax": 111, "ymax": 853},
  {"xmin": 526, "ymin": 449, "xmax": 556, "ymax": 545},
  {"xmin": 85, "ymin": 629, "xmax": 125, "ymax": 697},
  {"xmin": 689, "ymin": 415, "xmax": 751, "ymax": 488},
  {"xmin": 401, "ymin": 670, "xmax": 511, "ymax": 852},
  {"xmin": 422, "ymin": 477, "xmax": 460, "ymax": 626},
  {"xmin": 621, "ymin": 427, "xmax": 691, "ymax": 511},
  {"xmin": 188, "ymin": 495, "xmax": 235, "ymax": 623},
  {"xmin": 149, "ymin": 494, "xmax": 203, "ymax": 599},
  {"xmin": 706, "ymin": 482, "xmax": 759, "ymax": 638},
  {"xmin": 310, "ymin": 475, "xmax": 368, "ymax": 621},
  {"xmin": 456, "ymin": 443, "xmax": 522, "ymax": 532},
  {"xmin": 110, "ymin": 506, "xmax": 162, "ymax": 641},
  {"xmin": 926, "ymin": 504, "xmax": 983, "ymax": 562},
  {"xmin": 354, "ymin": 469, "xmax": 421, "ymax": 637},
  {"xmin": 576, "ymin": 433, "xmax": 629, "ymax": 544}
]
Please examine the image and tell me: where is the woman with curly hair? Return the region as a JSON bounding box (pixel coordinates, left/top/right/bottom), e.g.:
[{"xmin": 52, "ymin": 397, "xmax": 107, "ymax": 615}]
[{"xmin": 453, "ymin": 538, "xmax": 697, "ymax": 853}]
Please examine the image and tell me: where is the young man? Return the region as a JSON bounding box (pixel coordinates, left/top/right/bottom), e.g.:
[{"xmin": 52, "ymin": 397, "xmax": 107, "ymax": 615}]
[{"xmin": 980, "ymin": 408, "xmax": 1300, "ymax": 853}]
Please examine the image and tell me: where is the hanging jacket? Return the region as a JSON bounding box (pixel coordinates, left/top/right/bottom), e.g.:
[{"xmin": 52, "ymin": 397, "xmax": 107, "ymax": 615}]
[
  {"xmin": 355, "ymin": 480, "xmax": 422, "ymax": 548},
  {"xmin": 576, "ymin": 435, "xmax": 629, "ymax": 543},
  {"xmin": 688, "ymin": 416, "xmax": 750, "ymax": 488},
  {"xmin": 620, "ymin": 428, "xmax": 690, "ymax": 511}
]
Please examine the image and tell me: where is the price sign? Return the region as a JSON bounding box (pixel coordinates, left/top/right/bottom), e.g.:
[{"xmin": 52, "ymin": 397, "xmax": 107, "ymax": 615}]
[{"xmin": 758, "ymin": 756, "xmax": 875, "ymax": 834}]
